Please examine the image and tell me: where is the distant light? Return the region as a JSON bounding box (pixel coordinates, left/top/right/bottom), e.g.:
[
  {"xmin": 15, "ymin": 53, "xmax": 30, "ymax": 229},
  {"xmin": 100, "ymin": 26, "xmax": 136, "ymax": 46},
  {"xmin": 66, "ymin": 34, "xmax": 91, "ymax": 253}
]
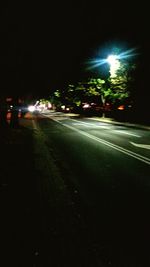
[
  {"xmin": 48, "ymin": 102, "xmax": 52, "ymax": 109},
  {"xmin": 83, "ymin": 103, "xmax": 90, "ymax": 108},
  {"xmin": 61, "ymin": 105, "xmax": 65, "ymax": 110},
  {"xmin": 28, "ymin": 105, "xmax": 35, "ymax": 112},
  {"xmin": 118, "ymin": 105, "xmax": 124, "ymax": 110}
]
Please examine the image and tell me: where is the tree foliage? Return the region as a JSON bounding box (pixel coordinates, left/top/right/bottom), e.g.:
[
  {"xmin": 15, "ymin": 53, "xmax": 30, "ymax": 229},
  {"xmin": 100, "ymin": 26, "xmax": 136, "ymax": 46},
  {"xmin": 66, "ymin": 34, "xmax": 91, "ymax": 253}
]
[
  {"xmin": 108, "ymin": 61, "xmax": 136, "ymax": 103},
  {"xmin": 49, "ymin": 59, "xmax": 136, "ymax": 114}
]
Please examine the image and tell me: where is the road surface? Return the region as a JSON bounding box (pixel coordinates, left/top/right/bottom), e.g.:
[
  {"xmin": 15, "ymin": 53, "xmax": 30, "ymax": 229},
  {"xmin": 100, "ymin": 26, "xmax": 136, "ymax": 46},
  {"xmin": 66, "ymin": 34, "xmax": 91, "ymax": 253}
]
[{"xmin": 36, "ymin": 111, "xmax": 150, "ymax": 266}]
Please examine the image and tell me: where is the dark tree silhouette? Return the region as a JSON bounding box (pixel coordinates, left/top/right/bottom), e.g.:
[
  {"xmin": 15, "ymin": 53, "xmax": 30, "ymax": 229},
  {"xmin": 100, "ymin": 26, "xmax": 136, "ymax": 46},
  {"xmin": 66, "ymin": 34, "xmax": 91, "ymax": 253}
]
[
  {"xmin": 0, "ymin": 96, "xmax": 9, "ymax": 128},
  {"xmin": 10, "ymin": 97, "xmax": 20, "ymax": 128}
]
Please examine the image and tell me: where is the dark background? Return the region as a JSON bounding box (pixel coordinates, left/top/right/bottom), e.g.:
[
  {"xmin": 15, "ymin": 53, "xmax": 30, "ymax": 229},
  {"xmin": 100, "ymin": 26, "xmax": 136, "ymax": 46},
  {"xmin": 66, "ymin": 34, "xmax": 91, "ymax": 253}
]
[{"xmin": 0, "ymin": 1, "xmax": 149, "ymax": 103}]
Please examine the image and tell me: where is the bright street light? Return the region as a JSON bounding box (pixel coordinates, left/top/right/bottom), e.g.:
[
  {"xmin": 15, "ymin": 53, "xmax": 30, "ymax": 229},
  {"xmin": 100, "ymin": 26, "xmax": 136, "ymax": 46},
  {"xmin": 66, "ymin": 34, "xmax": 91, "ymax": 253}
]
[
  {"xmin": 106, "ymin": 54, "xmax": 120, "ymax": 78},
  {"xmin": 86, "ymin": 47, "xmax": 138, "ymax": 72}
]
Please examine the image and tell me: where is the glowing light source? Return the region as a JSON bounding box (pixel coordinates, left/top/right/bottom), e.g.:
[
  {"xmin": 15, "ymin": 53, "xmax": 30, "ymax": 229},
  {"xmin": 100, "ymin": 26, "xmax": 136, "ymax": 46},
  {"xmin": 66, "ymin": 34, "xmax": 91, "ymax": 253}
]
[
  {"xmin": 83, "ymin": 103, "xmax": 90, "ymax": 108},
  {"xmin": 118, "ymin": 105, "xmax": 125, "ymax": 110},
  {"xmin": 86, "ymin": 47, "xmax": 138, "ymax": 71},
  {"xmin": 107, "ymin": 55, "xmax": 118, "ymax": 65},
  {"xmin": 107, "ymin": 54, "xmax": 120, "ymax": 77},
  {"xmin": 61, "ymin": 105, "xmax": 65, "ymax": 110},
  {"xmin": 28, "ymin": 105, "xmax": 35, "ymax": 112}
]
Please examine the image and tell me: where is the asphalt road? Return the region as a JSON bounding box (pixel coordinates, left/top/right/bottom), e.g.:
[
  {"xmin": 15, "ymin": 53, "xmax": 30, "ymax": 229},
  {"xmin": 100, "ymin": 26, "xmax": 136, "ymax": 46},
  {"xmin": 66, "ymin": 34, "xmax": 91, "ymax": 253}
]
[
  {"xmin": 1, "ymin": 112, "xmax": 149, "ymax": 267},
  {"xmin": 36, "ymin": 111, "xmax": 150, "ymax": 267},
  {"xmin": 37, "ymin": 113, "xmax": 150, "ymax": 266}
]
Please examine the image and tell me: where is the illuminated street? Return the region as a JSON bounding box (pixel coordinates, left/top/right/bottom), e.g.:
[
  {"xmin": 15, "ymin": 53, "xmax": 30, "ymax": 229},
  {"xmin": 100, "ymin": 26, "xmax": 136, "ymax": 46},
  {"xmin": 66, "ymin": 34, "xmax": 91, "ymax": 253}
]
[
  {"xmin": 1, "ymin": 2, "xmax": 150, "ymax": 266},
  {"xmin": 34, "ymin": 111, "xmax": 150, "ymax": 266}
]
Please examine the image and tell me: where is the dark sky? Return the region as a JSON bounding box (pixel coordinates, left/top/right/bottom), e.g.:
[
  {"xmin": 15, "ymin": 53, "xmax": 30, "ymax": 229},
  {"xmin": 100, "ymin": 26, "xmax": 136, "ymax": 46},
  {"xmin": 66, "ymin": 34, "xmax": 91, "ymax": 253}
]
[{"xmin": 0, "ymin": 1, "xmax": 149, "ymax": 99}]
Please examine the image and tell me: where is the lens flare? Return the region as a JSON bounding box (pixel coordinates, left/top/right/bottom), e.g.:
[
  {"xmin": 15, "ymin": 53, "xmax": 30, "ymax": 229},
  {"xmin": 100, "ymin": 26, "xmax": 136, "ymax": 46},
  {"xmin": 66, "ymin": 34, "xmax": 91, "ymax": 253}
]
[{"xmin": 86, "ymin": 47, "xmax": 138, "ymax": 71}]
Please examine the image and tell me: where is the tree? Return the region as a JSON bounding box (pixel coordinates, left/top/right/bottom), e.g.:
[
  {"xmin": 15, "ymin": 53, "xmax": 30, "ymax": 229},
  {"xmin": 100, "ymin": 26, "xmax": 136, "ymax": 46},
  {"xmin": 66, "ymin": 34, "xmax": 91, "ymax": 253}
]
[
  {"xmin": 87, "ymin": 78, "xmax": 107, "ymax": 117},
  {"xmin": 86, "ymin": 60, "xmax": 136, "ymax": 117},
  {"xmin": 10, "ymin": 96, "xmax": 20, "ymax": 128},
  {"xmin": 0, "ymin": 96, "xmax": 9, "ymax": 128},
  {"xmin": 50, "ymin": 90, "xmax": 62, "ymax": 110},
  {"xmin": 108, "ymin": 61, "xmax": 136, "ymax": 106}
]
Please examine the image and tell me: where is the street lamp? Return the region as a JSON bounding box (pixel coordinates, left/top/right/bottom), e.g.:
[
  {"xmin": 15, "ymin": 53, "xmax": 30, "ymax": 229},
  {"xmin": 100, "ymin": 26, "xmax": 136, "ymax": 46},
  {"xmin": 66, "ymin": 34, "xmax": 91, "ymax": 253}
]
[{"xmin": 86, "ymin": 47, "xmax": 137, "ymax": 72}]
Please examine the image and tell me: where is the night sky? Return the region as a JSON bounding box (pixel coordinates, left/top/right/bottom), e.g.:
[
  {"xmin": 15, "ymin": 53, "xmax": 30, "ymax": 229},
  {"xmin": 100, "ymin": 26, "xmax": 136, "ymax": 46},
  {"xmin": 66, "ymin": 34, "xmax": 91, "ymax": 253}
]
[{"xmin": 0, "ymin": 1, "xmax": 149, "ymax": 101}]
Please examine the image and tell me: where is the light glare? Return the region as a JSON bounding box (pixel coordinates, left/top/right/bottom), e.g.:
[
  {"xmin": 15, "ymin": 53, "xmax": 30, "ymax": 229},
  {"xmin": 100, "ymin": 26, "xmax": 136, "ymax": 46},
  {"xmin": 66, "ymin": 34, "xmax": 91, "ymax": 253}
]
[
  {"xmin": 86, "ymin": 47, "xmax": 138, "ymax": 71},
  {"xmin": 107, "ymin": 55, "xmax": 120, "ymax": 77},
  {"xmin": 28, "ymin": 105, "xmax": 35, "ymax": 112}
]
